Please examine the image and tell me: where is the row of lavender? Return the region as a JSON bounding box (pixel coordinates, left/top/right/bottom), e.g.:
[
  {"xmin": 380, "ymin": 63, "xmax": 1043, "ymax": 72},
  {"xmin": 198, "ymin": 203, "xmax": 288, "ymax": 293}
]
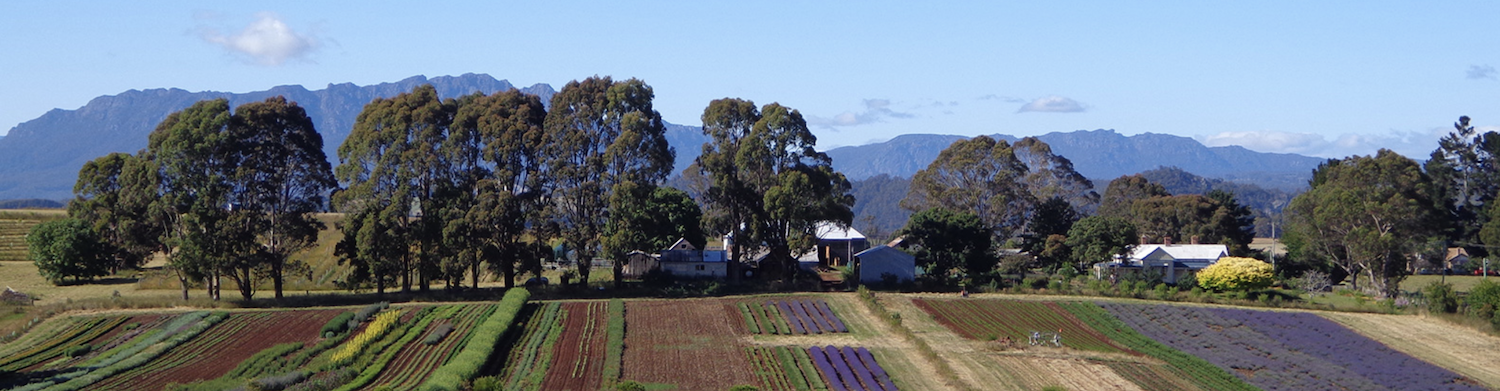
[
  {"xmin": 808, "ymin": 346, "xmax": 896, "ymax": 391},
  {"xmin": 774, "ymin": 299, "xmax": 847, "ymax": 334},
  {"xmin": 1101, "ymin": 303, "xmax": 1485, "ymax": 391}
]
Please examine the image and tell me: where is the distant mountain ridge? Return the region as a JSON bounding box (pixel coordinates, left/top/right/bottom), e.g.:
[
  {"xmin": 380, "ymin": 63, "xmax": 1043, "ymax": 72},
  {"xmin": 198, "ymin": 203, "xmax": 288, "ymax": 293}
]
[
  {"xmin": 0, "ymin": 74, "xmax": 710, "ymax": 200},
  {"xmin": 826, "ymin": 130, "xmax": 1324, "ymax": 190},
  {"xmin": 0, "ymin": 74, "xmax": 1321, "ymax": 200}
]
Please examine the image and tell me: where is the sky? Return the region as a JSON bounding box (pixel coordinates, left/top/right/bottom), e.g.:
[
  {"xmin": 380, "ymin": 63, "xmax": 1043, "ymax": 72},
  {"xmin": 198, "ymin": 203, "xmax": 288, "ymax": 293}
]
[{"xmin": 2, "ymin": 1, "xmax": 1497, "ymax": 158}]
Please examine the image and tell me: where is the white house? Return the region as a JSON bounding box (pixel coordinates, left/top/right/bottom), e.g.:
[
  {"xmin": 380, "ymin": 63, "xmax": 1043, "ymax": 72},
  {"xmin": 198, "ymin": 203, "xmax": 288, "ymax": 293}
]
[
  {"xmin": 853, "ymin": 245, "xmax": 916, "ymax": 284},
  {"xmin": 657, "ymin": 238, "xmax": 728, "ymax": 278},
  {"xmin": 1095, "ymin": 242, "xmax": 1228, "ymax": 284}
]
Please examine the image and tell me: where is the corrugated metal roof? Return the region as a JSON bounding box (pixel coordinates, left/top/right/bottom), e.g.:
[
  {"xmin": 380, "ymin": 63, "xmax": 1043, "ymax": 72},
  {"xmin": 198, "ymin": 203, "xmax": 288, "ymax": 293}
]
[
  {"xmin": 1128, "ymin": 244, "xmax": 1227, "ymax": 261},
  {"xmin": 816, "ymin": 221, "xmax": 865, "ymax": 240}
]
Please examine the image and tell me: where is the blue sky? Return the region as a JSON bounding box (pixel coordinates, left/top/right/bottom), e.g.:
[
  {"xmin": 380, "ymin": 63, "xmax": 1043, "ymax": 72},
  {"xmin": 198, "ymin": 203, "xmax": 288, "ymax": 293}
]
[{"xmin": 2, "ymin": 1, "xmax": 1496, "ymax": 158}]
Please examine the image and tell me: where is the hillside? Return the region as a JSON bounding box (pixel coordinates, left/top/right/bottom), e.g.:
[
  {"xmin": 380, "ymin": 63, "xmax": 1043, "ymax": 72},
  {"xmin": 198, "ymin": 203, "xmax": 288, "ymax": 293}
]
[{"xmin": 828, "ymin": 130, "xmax": 1325, "ymax": 191}]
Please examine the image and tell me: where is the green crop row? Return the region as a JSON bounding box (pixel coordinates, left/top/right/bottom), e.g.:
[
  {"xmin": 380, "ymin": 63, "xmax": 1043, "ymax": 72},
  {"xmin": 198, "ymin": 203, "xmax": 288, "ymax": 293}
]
[
  {"xmin": 418, "ymin": 287, "xmax": 530, "ymax": 391},
  {"xmin": 1058, "ymin": 302, "xmax": 1258, "ymax": 391},
  {"xmin": 506, "ymin": 302, "xmax": 565, "ymax": 391},
  {"xmin": 332, "ymin": 306, "xmax": 443, "ymax": 391},
  {"xmin": 601, "ymin": 299, "xmax": 625, "ymax": 387},
  {"xmin": 15, "ymin": 311, "xmax": 226, "ymax": 391}
]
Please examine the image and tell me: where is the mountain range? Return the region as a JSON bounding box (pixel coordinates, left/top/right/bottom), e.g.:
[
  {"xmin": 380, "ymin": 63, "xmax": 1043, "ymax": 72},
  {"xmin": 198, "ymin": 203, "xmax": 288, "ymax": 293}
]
[{"xmin": 0, "ymin": 74, "xmax": 1321, "ymax": 201}]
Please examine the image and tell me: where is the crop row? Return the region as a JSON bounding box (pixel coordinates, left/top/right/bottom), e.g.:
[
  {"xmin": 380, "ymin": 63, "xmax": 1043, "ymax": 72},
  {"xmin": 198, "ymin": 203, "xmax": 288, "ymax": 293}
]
[
  {"xmin": 1103, "ymin": 303, "xmax": 1487, "ymax": 391},
  {"xmin": 327, "ymin": 308, "xmax": 404, "ymax": 367},
  {"xmin": 10, "ymin": 311, "xmax": 227, "ymax": 391},
  {"xmin": 1058, "ymin": 302, "xmax": 1254, "ymax": 391},
  {"xmin": 745, "ymin": 346, "xmax": 826, "ymax": 391},
  {"xmin": 742, "ymin": 299, "xmax": 847, "ymax": 335},
  {"xmin": 600, "ymin": 299, "xmax": 625, "ymax": 387},
  {"xmin": 540, "ymin": 301, "xmax": 609, "ymax": 390},
  {"xmin": 808, "ymin": 346, "xmax": 896, "ymax": 391},
  {"xmin": 90, "ymin": 312, "xmax": 273, "ymax": 390},
  {"xmin": 332, "ymin": 306, "xmax": 442, "ymax": 391},
  {"xmin": 382, "ymin": 304, "xmax": 499, "ymax": 389},
  {"xmin": 914, "ymin": 299, "xmax": 1125, "ymax": 353},
  {"xmin": 500, "ymin": 302, "xmax": 565, "ymax": 391},
  {"xmin": 0, "ymin": 316, "xmax": 127, "ymax": 372},
  {"xmin": 418, "ymin": 287, "xmax": 529, "ymax": 391},
  {"xmin": 621, "ymin": 299, "xmax": 759, "ymax": 389}
]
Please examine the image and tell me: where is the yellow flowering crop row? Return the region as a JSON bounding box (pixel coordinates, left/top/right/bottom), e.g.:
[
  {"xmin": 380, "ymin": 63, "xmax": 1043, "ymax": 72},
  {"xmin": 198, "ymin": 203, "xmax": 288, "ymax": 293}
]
[{"xmin": 328, "ymin": 309, "xmax": 404, "ymax": 367}]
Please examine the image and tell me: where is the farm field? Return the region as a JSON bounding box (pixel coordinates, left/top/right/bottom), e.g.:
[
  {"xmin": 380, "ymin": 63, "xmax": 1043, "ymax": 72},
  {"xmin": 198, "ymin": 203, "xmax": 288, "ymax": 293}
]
[
  {"xmin": 1102, "ymin": 303, "xmax": 1488, "ymax": 391},
  {"xmin": 6, "ymin": 289, "xmax": 1500, "ymax": 391}
]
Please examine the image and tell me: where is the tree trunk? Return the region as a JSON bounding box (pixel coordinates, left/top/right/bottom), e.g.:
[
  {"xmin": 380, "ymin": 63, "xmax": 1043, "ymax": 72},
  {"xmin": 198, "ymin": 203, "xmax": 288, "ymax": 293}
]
[
  {"xmin": 272, "ymin": 258, "xmax": 284, "ymax": 299},
  {"xmin": 613, "ymin": 256, "xmax": 625, "ymax": 289},
  {"xmin": 177, "ymin": 273, "xmax": 190, "ymax": 301}
]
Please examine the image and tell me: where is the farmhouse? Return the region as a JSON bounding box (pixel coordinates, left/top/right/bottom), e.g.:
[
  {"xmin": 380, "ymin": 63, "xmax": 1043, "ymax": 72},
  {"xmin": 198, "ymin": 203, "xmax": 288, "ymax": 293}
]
[
  {"xmin": 814, "ymin": 222, "xmax": 869, "ymax": 268},
  {"xmin": 1094, "ymin": 237, "xmax": 1227, "ymax": 284},
  {"xmin": 620, "ymin": 238, "xmax": 732, "ymax": 279},
  {"xmin": 852, "ymin": 245, "xmax": 916, "ymax": 284}
]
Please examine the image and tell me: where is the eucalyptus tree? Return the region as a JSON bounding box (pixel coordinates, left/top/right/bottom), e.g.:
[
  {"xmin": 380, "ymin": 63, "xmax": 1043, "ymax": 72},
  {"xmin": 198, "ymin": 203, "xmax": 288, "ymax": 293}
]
[
  {"xmin": 70, "ymin": 152, "xmax": 163, "ymax": 272},
  {"xmin": 542, "ymin": 76, "xmax": 674, "ymax": 284},
  {"xmin": 225, "ymin": 96, "xmax": 335, "ymax": 299},
  {"xmin": 1285, "ymin": 150, "xmax": 1440, "ymax": 296},
  {"xmin": 147, "ymin": 99, "xmax": 235, "ymax": 300},
  {"xmin": 1012, "ymin": 137, "xmax": 1099, "ymax": 214},
  {"xmin": 699, "ymin": 99, "xmax": 854, "ymax": 280},
  {"xmin": 1426, "ymin": 116, "xmax": 1500, "ymax": 248},
  {"xmin": 902, "ymin": 136, "xmax": 1035, "ymax": 242},
  {"xmin": 452, "ymin": 89, "xmax": 549, "ymax": 288},
  {"xmin": 336, "ymin": 84, "xmax": 458, "ymax": 292}
]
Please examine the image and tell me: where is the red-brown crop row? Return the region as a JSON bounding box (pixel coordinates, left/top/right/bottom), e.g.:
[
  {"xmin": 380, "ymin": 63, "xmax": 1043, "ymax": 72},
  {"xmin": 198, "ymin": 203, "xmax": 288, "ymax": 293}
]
[
  {"xmin": 622, "ymin": 299, "xmax": 759, "ymax": 389},
  {"xmin": 913, "ymin": 299, "xmax": 1129, "ymax": 353},
  {"xmin": 92, "ymin": 309, "xmax": 340, "ymax": 391},
  {"xmin": 540, "ymin": 301, "xmax": 608, "ymax": 391},
  {"xmin": 363, "ymin": 304, "xmax": 496, "ymax": 390},
  {"xmin": 0, "ymin": 316, "xmax": 127, "ymax": 372}
]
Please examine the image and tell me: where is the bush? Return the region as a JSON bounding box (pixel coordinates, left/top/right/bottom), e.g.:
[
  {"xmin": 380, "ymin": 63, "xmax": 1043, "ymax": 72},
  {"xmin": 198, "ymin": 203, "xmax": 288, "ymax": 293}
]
[
  {"xmin": 471, "ymin": 376, "xmax": 501, "ymax": 391},
  {"xmin": 66, "ymin": 344, "xmax": 91, "ymax": 358},
  {"xmin": 1154, "ymin": 283, "xmax": 1173, "ymax": 300},
  {"xmin": 1197, "ymin": 257, "xmax": 1274, "ymax": 291},
  {"xmin": 423, "ymin": 323, "xmax": 454, "ymax": 345},
  {"xmin": 729, "ymin": 386, "xmax": 760, "ymax": 391},
  {"xmin": 354, "ymin": 302, "xmax": 388, "ymax": 322},
  {"xmin": 251, "ymin": 371, "xmax": 308, "ymax": 391},
  {"xmin": 1467, "ymin": 280, "xmax": 1500, "ymax": 324},
  {"xmin": 1425, "ymin": 281, "xmax": 1459, "ymax": 313},
  {"xmin": 615, "ymin": 381, "xmax": 646, "ymax": 391},
  {"xmin": 321, "ymin": 312, "xmax": 355, "ymax": 336}
]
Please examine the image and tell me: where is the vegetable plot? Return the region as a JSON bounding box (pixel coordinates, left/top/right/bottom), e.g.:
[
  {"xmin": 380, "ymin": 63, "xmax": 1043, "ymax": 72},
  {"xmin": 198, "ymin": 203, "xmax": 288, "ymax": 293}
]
[
  {"xmin": 914, "ymin": 298, "xmax": 1128, "ymax": 353},
  {"xmin": 621, "ymin": 299, "xmax": 759, "ymax": 389},
  {"xmin": 1102, "ymin": 303, "xmax": 1486, "ymax": 391},
  {"xmin": 744, "ymin": 299, "xmax": 848, "ymax": 335},
  {"xmin": 807, "ymin": 346, "xmax": 896, "ymax": 391}
]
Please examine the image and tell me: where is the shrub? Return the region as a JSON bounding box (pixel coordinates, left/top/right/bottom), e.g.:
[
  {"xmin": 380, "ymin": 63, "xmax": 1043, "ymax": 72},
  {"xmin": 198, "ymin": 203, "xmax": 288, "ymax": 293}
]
[
  {"xmin": 1425, "ymin": 281, "xmax": 1459, "ymax": 313},
  {"xmin": 1154, "ymin": 283, "xmax": 1173, "ymax": 300},
  {"xmin": 615, "ymin": 381, "xmax": 646, "ymax": 391},
  {"xmin": 471, "ymin": 376, "xmax": 501, "ymax": 391},
  {"xmin": 354, "ymin": 302, "xmax": 388, "ymax": 322},
  {"xmin": 729, "ymin": 386, "xmax": 760, "ymax": 391},
  {"xmin": 65, "ymin": 344, "xmax": 91, "ymax": 358},
  {"xmin": 1467, "ymin": 280, "xmax": 1500, "ymax": 323},
  {"xmin": 423, "ymin": 323, "xmax": 454, "ymax": 345},
  {"xmin": 1198, "ymin": 257, "xmax": 1274, "ymax": 291},
  {"xmin": 251, "ymin": 371, "xmax": 308, "ymax": 391},
  {"xmin": 321, "ymin": 312, "xmax": 355, "ymax": 336}
]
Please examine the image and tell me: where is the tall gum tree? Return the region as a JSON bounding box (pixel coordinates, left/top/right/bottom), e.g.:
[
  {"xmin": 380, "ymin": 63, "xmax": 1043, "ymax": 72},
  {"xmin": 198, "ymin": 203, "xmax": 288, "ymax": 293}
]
[
  {"xmin": 542, "ymin": 77, "xmax": 674, "ymax": 285},
  {"xmin": 335, "ymin": 84, "xmax": 457, "ymax": 292},
  {"xmin": 454, "ymin": 89, "xmax": 549, "ymax": 288},
  {"xmin": 903, "ymin": 136, "xmax": 1035, "ymax": 242},
  {"xmin": 226, "ymin": 96, "xmax": 335, "ymax": 299},
  {"xmin": 147, "ymin": 99, "xmax": 234, "ymax": 300},
  {"xmin": 700, "ymin": 99, "xmax": 853, "ymax": 280},
  {"xmin": 1285, "ymin": 150, "xmax": 1439, "ymax": 296}
]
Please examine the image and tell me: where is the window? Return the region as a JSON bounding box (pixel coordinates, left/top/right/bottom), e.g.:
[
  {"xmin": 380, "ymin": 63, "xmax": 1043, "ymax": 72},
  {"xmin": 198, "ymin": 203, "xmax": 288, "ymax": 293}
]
[{"xmin": 696, "ymin": 265, "xmax": 705, "ymax": 271}]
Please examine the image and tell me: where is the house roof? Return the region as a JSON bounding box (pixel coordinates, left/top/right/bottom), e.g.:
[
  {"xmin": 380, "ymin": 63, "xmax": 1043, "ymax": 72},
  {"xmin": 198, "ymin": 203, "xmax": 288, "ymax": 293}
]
[
  {"xmin": 816, "ymin": 222, "xmax": 865, "ymax": 240},
  {"xmin": 855, "ymin": 245, "xmax": 914, "ymax": 264},
  {"xmin": 1448, "ymin": 247, "xmax": 1470, "ymax": 262},
  {"xmin": 1127, "ymin": 244, "xmax": 1228, "ymax": 262},
  {"xmin": 667, "ymin": 238, "xmax": 698, "ymax": 251}
]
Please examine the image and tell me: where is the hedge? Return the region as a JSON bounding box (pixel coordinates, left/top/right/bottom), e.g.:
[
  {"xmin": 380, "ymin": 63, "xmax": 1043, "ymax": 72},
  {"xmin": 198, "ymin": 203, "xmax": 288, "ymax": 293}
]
[{"xmin": 418, "ymin": 288, "xmax": 530, "ymax": 391}]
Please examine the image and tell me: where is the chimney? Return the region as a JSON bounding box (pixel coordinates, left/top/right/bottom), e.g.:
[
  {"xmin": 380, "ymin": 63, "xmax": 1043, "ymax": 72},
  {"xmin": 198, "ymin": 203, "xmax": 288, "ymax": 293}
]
[
  {"xmin": 1163, "ymin": 236, "xmax": 1173, "ymax": 245},
  {"xmin": 1190, "ymin": 235, "xmax": 1200, "ymax": 245},
  {"xmin": 1140, "ymin": 235, "xmax": 1150, "ymax": 245}
]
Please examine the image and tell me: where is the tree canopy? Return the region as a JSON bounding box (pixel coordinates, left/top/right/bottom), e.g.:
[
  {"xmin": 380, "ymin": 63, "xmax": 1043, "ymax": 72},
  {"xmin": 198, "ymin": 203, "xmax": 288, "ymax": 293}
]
[
  {"xmin": 899, "ymin": 208, "xmax": 994, "ymax": 284},
  {"xmin": 27, "ymin": 218, "xmax": 112, "ymax": 284}
]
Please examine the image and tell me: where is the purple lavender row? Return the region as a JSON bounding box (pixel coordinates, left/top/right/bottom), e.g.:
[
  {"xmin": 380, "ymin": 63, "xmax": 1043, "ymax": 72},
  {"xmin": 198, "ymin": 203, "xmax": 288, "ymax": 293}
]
[
  {"xmin": 792, "ymin": 300, "xmax": 825, "ymax": 334},
  {"xmin": 817, "ymin": 299, "xmax": 848, "ymax": 332},
  {"xmin": 822, "ymin": 346, "xmax": 864, "ymax": 391},
  {"xmin": 1212, "ymin": 308, "xmax": 1486, "ymax": 391},
  {"xmin": 809, "ymin": 346, "xmax": 849, "ymax": 391},
  {"xmin": 840, "ymin": 346, "xmax": 884, "ymax": 391},
  {"xmin": 774, "ymin": 301, "xmax": 807, "ymax": 334},
  {"xmin": 855, "ymin": 347, "xmax": 897, "ymax": 391},
  {"xmin": 799, "ymin": 300, "xmax": 833, "ymax": 332}
]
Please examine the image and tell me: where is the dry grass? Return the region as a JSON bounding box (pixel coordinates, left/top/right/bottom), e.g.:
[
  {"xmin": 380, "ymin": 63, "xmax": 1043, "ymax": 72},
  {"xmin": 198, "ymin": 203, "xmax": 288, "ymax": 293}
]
[{"xmin": 1323, "ymin": 311, "xmax": 1500, "ymax": 389}]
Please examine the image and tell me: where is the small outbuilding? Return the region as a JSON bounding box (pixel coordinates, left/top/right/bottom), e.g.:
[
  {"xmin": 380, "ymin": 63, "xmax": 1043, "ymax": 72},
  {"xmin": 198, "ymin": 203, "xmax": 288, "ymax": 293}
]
[{"xmin": 852, "ymin": 245, "xmax": 916, "ymax": 284}]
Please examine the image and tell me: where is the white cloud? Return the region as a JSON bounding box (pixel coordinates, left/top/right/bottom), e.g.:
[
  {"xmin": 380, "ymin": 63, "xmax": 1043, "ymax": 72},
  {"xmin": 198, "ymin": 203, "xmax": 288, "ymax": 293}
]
[
  {"xmin": 1017, "ymin": 95, "xmax": 1086, "ymax": 113},
  {"xmin": 1198, "ymin": 129, "xmax": 1442, "ymax": 158},
  {"xmin": 1468, "ymin": 65, "xmax": 1496, "ymax": 80},
  {"xmin": 808, "ymin": 99, "xmax": 914, "ymax": 129},
  {"xmin": 199, "ymin": 12, "xmax": 318, "ymax": 66}
]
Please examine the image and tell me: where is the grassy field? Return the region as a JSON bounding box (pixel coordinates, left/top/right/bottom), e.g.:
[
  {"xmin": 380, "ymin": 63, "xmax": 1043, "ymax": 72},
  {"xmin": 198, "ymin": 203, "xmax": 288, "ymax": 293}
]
[
  {"xmin": 1403, "ymin": 275, "xmax": 1496, "ymax": 293},
  {"xmin": 0, "ymin": 209, "xmax": 66, "ymax": 262}
]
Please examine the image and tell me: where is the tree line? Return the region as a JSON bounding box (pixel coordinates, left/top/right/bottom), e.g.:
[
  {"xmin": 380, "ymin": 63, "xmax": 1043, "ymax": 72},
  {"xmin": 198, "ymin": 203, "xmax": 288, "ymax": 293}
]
[{"xmin": 33, "ymin": 77, "xmax": 854, "ymax": 300}]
